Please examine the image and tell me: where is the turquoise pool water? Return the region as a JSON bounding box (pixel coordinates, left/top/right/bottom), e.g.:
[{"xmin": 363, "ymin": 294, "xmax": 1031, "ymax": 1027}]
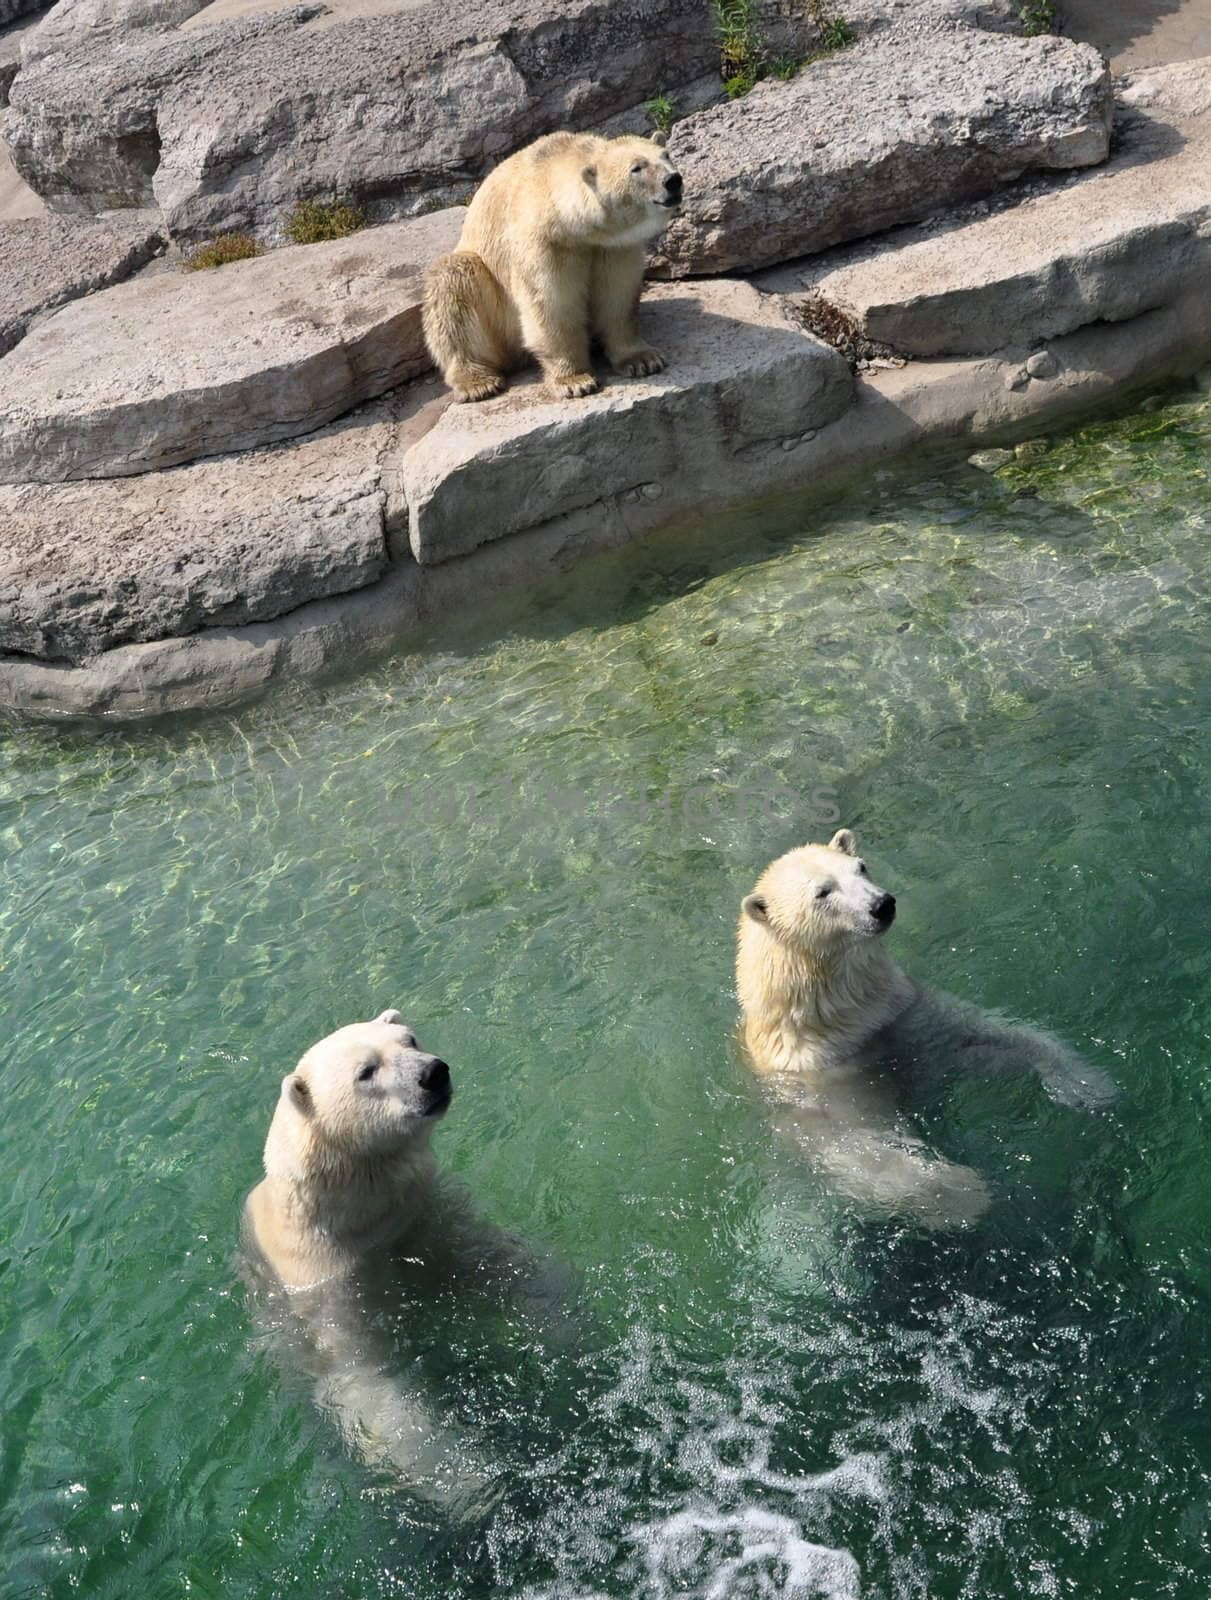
[{"xmin": 2, "ymin": 391, "xmax": 1209, "ymax": 1599}]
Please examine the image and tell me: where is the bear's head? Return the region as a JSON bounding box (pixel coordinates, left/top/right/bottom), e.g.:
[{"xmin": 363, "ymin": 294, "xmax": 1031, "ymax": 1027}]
[
  {"xmin": 579, "ymin": 133, "xmax": 683, "ymax": 246},
  {"xmin": 270, "ymin": 1010, "xmax": 452, "ymax": 1168},
  {"xmin": 741, "ymin": 830, "xmax": 897, "ymax": 951}
]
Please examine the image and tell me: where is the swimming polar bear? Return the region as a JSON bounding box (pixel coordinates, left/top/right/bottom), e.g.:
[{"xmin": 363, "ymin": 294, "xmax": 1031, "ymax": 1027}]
[
  {"xmin": 243, "ymin": 1011, "xmax": 555, "ymax": 1515},
  {"xmin": 736, "ymin": 832, "xmax": 1114, "ymax": 1228}
]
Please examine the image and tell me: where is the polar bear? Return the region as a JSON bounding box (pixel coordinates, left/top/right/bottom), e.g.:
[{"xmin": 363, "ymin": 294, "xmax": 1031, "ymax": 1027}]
[
  {"xmin": 243, "ymin": 1011, "xmax": 499, "ymax": 1510},
  {"xmin": 244, "ymin": 1009, "xmax": 450, "ymax": 1290},
  {"xmin": 736, "ymin": 832, "xmax": 1114, "ymax": 1228},
  {"xmin": 422, "ymin": 130, "xmax": 682, "ymax": 401}
]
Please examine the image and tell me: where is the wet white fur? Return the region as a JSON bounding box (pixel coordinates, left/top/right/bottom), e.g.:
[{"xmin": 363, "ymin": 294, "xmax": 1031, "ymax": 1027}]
[
  {"xmin": 737, "ymin": 831, "xmax": 1114, "ymax": 1228},
  {"xmin": 244, "ymin": 1012, "xmax": 491, "ymax": 1510}
]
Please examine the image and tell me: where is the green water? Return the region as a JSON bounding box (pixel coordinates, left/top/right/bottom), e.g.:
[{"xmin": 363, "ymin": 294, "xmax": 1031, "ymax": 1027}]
[{"xmin": 3, "ymin": 392, "xmax": 1211, "ymax": 1599}]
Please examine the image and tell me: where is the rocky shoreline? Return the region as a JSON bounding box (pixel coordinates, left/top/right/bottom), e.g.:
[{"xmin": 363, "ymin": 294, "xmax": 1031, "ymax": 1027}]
[{"xmin": 1, "ymin": 0, "xmax": 1210, "ymax": 718}]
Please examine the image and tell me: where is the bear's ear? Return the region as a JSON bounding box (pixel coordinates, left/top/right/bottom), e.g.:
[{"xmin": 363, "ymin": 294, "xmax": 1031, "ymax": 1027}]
[
  {"xmin": 581, "ymin": 163, "xmax": 598, "ymax": 187},
  {"xmin": 375, "ymin": 1009, "xmax": 404, "ymax": 1026},
  {"xmin": 283, "ymin": 1073, "xmax": 312, "ymax": 1114},
  {"xmin": 650, "ymin": 129, "xmax": 668, "ymax": 148},
  {"xmin": 828, "ymin": 828, "xmax": 858, "ymax": 856},
  {"xmin": 742, "ymin": 892, "xmax": 769, "ymax": 924}
]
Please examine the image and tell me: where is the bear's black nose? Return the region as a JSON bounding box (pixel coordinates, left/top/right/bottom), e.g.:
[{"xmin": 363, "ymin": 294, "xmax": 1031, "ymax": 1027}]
[
  {"xmin": 872, "ymin": 894, "xmax": 896, "ymax": 927},
  {"xmin": 664, "ymin": 171, "xmax": 683, "ymax": 198},
  {"xmin": 419, "ymin": 1057, "xmax": 450, "ymax": 1092}
]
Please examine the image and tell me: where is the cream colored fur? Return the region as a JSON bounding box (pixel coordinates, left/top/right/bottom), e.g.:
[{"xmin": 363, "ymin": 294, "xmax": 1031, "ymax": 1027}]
[
  {"xmin": 242, "ymin": 1012, "xmax": 493, "ymax": 1509},
  {"xmin": 737, "ymin": 831, "xmax": 1113, "ymax": 1228},
  {"xmin": 245, "ymin": 1009, "xmax": 449, "ymax": 1290},
  {"xmin": 422, "ymin": 130, "xmax": 681, "ymax": 401}
]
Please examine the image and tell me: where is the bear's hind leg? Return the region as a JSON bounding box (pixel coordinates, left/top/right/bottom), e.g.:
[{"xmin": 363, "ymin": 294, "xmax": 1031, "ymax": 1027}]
[{"xmin": 422, "ymin": 251, "xmax": 511, "ymax": 402}]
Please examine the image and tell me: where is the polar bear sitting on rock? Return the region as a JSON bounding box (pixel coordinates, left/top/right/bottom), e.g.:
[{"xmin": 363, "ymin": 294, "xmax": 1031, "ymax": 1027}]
[
  {"xmin": 423, "ymin": 130, "xmax": 682, "ymax": 401},
  {"xmin": 736, "ymin": 832, "xmax": 1114, "ymax": 1228}
]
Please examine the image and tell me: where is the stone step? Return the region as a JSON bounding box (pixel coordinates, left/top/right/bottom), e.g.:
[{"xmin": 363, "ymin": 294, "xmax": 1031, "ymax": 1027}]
[
  {"xmin": 0, "ymin": 382, "xmax": 444, "ymax": 661},
  {"xmin": 401, "ymin": 279, "xmax": 853, "ymax": 566},
  {"xmin": 769, "ymin": 60, "xmax": 1211, "ymax": 359},
  {"xmin": 655, "ymin": 29, "xmax": 1113, "ymax": 278},
  {"xmin": 0, "ymin": 207, "xmax": 462, "ymax": 482},
  {"xmin": 0, "ymin": 210, "xmax": 163, "ymax": 356}
]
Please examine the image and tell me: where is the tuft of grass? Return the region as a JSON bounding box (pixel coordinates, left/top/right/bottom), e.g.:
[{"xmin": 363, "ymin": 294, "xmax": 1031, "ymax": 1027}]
[
  {"xmin": 1018, "ymin": 0, "xmax": 1057, "ymax": 34},
  {"xmin": 712, "ymin": 0, "xmax": 763, "ymax": 92},
  {"xmin": 645, "ymin": 93, "xmax": 677, "ymax": 134},
  {"xmin": 806, "ymin": 1, "xmax": 854, "ymax": 51},
  {"xmin": 715, "ymin": 0, "xmax": 855, "ymax": 98},
  {"xmin": 285, "ymin": 198, "xmax": 366, "ymax": 245},
  {"xmin": 183, "ymin": 233, "xmax": 262, "ymax": 271}
]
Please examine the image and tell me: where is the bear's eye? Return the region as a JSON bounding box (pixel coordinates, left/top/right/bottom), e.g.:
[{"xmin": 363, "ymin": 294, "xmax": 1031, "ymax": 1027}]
[
  {"xmin": 631, "ymin": 161, "xmax": 645, "ymax": 174},
  {"xmin": 816, "ymin": 885, "xmax": 832, "ymax": 900},
  {"xmin": 356, "ymin": 1061, "xmax": 377, "ymax": 1083}
]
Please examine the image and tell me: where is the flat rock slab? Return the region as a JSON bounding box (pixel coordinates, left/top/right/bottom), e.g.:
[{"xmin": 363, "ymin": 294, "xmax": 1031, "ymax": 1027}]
[
  {"xmin": 0, "ymin": 207, "xmax": 462, "ymax": 482},
  {"xmin": 401, "ymin": 278, "xmax": 853, "ymax": 565},
  {"xmin": 0, "ymin": 391, "xmax": 426, "ymax": 659},
  {"xmin": 781, "ymin": 61, "xmax": 1211, "ymax": 357},
  {"xmin": 0, "ymin": 210, "xmax": 162, "ymax": 356},
  {"xmin": 655, "ymin": 30, "xmax": 1113, "ymax": 277}
]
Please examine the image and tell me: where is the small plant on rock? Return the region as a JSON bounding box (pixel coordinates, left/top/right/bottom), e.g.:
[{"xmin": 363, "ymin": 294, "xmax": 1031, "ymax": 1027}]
[
  {"xmin": 713, "ymin": 0, "xmax": 763, "ymax": 93},
  {"xmin": 806, "ymin": 1, "xmax": 854, "ymax": 52},
  {"xmin": 183, "ymin": 233, "xmax": 263, "ymax": 271},
  {"xmin": 645, "ymin": 94, "xmax": 677, "ymax": 134},
  {"xmin": 1018, "ymin": 0, "xmax": 1057, "ymax": 34},
  {"xmin": 286, "ymin": 198, "xmax": 366, "ymax": 245}
]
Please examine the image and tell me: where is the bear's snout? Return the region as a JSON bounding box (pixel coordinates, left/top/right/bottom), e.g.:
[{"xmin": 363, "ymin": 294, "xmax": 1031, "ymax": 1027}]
[
  {"xmin": 871, "ymin": 893, "xmax": 896, "ymax": 928},
  {"xmin": 419, "ymin": 1057, "xmax": 451, "ymax": 1094},
  {"xmin": 663, "ymin": 172, "xmax": 683, "ymax": 203}
]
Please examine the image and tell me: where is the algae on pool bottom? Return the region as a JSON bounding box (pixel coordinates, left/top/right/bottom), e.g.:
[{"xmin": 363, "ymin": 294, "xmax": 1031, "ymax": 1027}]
[{"xmin": 0, "ymin": 393, "xmax": 1209, "ymax": 1598}]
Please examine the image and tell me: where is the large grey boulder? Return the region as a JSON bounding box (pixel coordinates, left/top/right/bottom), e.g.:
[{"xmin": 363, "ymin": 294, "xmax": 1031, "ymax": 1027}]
[
  {"xmin": 781, "ymin": 86, "xmax": 1211, "ymax": 358},
  {"xmin": 0, "ymin": 391, "xmax": 418, "ymax": 660},
  {"xmin": 402, "ymin": 278, "xmax": 853, "ymax": 565},
  {"xmin": 0, "ymin": 210, "xmax": 163, "ymax": 355},
  {"xmin": 0, "ymin": 207, "xmax": 462, "ymax": 481},
  {"xmin": 655, "ymin": 30, "xmax": 1114, "ymax": 277},
  {"xmin": 7, "ymin": 0, "xmax": 726, "ymax": 239}
]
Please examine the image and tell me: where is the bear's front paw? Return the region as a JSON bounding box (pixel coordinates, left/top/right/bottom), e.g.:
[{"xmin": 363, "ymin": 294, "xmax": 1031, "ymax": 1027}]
[
  {"xmin": 615, "ymin": 346, "xmax": 667, "ymax": 379},
  {"xmin": 455, "ymin": 374, "xmax": 506, "ymax": 403},
  {"xmin": 550, "ymin": 372, "xmax": 599, "ymax": 399}
]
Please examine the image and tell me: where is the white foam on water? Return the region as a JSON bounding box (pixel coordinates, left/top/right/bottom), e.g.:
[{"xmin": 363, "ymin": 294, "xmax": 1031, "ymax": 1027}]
[{"xmin": 633, "ymin": 1504, "xmax": 861, "ymax": 1599}]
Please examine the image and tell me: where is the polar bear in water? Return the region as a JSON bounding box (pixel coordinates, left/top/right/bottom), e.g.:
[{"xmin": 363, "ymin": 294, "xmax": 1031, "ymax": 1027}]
[
  {"xmin": 243, "ymin": 1010, "xmax": 556, "ymax": 1514},
  {"xmin": 736, "ymin": 832, "xmax": 1114, "ymax": 1228}
]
